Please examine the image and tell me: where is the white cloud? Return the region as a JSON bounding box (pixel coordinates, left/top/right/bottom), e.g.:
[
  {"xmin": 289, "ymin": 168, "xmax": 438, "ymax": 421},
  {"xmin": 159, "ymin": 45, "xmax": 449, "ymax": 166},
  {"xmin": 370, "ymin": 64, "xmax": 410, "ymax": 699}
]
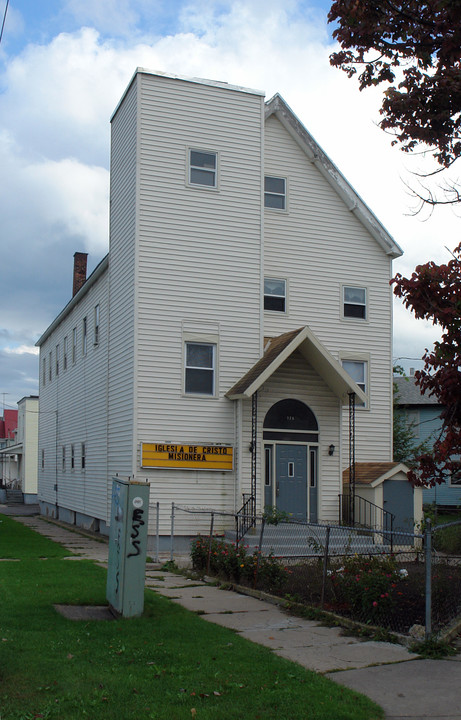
[
  {"xmin": 0, "ymin": 0, "xmax": 458, "ymax": 397},
  {"xmin": 4, "ymin": 345, "xmax": 39, "ymax": 356}
]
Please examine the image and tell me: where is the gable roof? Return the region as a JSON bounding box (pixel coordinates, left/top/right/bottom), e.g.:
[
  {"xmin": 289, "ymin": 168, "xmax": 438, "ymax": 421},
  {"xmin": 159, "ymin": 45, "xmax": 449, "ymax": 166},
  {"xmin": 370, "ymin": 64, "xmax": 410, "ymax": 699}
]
[
  {"xmin": 394, "ymin": 375, "xmax": 440, "ymax": 406},
  {"xmin": 226, "ymin": 326, "xmax": 367, "ymax": 404},
  {"xmin": 265, "ymin": 94, "xmax": 403, "ymax": 259},
  {"xmin": 343, "ymin": 462, "xmax": 409, "ymax": 487}
]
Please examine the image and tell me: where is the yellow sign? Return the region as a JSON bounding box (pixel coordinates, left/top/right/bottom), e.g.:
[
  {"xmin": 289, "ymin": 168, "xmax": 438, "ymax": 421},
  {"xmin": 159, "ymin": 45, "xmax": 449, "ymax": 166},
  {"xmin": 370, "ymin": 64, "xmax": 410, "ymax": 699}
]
[{"xmin": 140, "ymin": 443, "xmax": 233, "ymax": 471}]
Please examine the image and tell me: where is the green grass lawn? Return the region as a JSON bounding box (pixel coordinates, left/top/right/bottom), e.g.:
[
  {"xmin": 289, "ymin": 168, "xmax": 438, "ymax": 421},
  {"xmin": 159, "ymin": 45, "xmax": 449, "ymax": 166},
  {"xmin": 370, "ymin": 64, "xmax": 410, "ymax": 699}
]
[{"xmin": 0, "ymin": 516, "xmax": 383, "ymax": 720}]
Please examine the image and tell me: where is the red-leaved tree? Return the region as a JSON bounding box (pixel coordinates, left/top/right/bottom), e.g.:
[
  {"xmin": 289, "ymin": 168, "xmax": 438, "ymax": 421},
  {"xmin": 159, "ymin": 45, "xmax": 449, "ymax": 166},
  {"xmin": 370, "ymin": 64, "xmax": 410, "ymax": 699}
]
[
  {"xmin": 328, "ymin": 1, "xmax": 461, "ymax": 208},
  {"xmin": 392, "ymin": 245, "xmax": 461, "ymax": 486}
]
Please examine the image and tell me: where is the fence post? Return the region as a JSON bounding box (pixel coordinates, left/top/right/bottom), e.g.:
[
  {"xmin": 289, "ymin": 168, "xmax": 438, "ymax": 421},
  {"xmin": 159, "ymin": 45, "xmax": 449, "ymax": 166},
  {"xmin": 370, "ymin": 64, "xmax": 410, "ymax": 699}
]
[
  {"xmin": 425, "ymin": 517, "xmax": 432, "ymax": 640},
  {"xmin": 155, "ymin": 501, "xmax": 160, "ymax": 562},
  {"xmin": 206, "ymin": 513, "xmax": 215, "ymax": 576},
  {"xmin": 170, "ymin": 502, "xmax": 175, "ymax": 562},
  {"xmin": 320, "ymin": 526, "xmax": 331, "ymax": 608},
  {"xmin": 254, "ymin": 516, "xmax": 266, "ymax": 588},
  {"xmin": 235, "ymin": 513, "xmax": 239, "ymax": 548}
]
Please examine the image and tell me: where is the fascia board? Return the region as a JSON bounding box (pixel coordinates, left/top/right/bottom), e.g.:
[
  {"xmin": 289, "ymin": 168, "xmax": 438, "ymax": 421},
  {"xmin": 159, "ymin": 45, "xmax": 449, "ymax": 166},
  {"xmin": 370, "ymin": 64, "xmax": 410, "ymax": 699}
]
[
  {"xmin": 241, "ymin": 329, "xmax": 308, "ymax": 398},
  {"xmin": 370, "ymin": 462, "xmax": 410, "ymax": 487},
  {"xmin": 297, "ymin": 329, "xmax": 368, "ymax": 405}
]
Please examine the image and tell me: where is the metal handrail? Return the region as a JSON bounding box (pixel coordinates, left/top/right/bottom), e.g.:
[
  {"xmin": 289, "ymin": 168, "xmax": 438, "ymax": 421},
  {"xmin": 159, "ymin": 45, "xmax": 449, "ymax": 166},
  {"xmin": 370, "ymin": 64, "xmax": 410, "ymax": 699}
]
[
  {"xmin": 339, "ymin": 492, "xmax": 394, "ymax": 537},
  {"xmin": 235, "ymin": 493, "xmax": 256, "ymax": 544}
]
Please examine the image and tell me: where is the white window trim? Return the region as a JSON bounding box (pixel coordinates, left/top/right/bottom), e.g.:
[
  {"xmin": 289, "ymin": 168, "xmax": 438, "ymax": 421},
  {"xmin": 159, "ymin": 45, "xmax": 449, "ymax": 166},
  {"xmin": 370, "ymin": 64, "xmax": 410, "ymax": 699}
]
[
  {"xmin": 264, "ymin": 277, "xmax": 287, "ymax": 313},
  {"xmin": 187, "ymin": 148, "xmax": 219, "ymax": 190},
  {"xmin": 183, "ymin": 334, "xmax": 219, "ymax": 398},
  {"xmin": 342, "ymin": 284, "xmax": 368, "ymax": 322},
  {"xmin": 264, "ymin": 175, "xmax": 287, "ymax": 212},
  {"xmin": 340, "ymin": 353, "xmax": 370, "ymax": 409}
]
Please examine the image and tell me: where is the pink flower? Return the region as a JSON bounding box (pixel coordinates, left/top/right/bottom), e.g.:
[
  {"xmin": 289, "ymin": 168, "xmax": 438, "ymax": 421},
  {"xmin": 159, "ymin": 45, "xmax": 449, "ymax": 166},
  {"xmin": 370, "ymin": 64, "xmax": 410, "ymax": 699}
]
[{"xmin": 372, "ymin": 601, "xmax": 378, "ymax": 607}]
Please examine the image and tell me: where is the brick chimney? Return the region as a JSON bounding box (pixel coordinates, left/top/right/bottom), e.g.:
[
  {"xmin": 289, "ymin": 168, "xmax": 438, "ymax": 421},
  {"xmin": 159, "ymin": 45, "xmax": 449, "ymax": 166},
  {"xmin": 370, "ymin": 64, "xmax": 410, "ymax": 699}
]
[{"xmin": 72, "ymin": 252, "xmax": 88, "ymax": 297}]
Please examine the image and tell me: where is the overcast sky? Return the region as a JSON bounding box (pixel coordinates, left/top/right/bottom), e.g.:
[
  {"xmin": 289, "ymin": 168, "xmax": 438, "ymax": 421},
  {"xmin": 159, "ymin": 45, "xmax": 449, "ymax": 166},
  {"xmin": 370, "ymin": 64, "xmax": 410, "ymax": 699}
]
[{"xmin": 1, "ymin": 0, "xmax": 460, "ymax": 410}]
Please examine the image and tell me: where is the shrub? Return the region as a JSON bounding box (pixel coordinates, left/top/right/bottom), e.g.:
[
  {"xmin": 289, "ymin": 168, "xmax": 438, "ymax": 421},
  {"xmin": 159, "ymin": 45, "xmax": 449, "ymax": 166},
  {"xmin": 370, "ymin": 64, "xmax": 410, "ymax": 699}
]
[
  {"xmin": 190, "ymin": 535, "xmax": 288, "ymax": 589},
  {"xmin": 330, "ymin": 554, "xmax": 401, "ymax": 621}
]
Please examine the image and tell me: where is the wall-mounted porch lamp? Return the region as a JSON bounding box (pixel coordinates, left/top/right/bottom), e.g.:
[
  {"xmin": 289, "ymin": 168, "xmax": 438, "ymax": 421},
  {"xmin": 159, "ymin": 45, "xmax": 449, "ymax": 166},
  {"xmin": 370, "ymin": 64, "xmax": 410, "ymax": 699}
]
[{"xmin": 328, "ymin": 444, "xmax": 335, "ymax": 456}]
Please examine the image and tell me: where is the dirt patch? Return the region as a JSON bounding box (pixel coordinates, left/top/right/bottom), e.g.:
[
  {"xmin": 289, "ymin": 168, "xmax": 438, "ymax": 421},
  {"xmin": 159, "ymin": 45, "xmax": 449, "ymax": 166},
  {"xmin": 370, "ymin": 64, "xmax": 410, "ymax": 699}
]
[{"xmin": 54, "ymin": 604, "xmax": 116, "ymax": 621}]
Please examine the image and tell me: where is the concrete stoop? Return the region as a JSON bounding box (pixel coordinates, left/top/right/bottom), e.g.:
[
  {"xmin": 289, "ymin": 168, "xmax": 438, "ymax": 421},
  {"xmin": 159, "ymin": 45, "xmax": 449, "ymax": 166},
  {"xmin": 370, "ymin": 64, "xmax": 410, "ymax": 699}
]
[{"xmin": 225, "ymin": 522, "xmax": 388, "ymax": 557}]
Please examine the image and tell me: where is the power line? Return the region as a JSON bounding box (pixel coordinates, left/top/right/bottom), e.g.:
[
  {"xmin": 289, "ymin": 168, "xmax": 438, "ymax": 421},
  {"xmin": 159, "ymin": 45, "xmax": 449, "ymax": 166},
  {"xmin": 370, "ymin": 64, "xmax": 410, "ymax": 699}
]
[{"xmin": 0, "ymin": 0, "xmax": 10, "ymax": 45}]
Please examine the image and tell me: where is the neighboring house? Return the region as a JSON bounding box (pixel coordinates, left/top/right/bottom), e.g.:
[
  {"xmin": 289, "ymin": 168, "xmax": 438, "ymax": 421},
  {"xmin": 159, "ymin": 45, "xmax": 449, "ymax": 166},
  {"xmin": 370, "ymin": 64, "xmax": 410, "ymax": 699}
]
[
  {"xmin": 0, "ymin": 408, "xmax": 19, "ymax": 487},
  {"xmin": 37, "ymin": 68, "xmax": 411, "ymax": 544},
  {"xmin": 0, "ymin": 397, "xmax": 39, "ymax": 503},
  {"xmin": 394, "ymin": 375, "xmax": 460, "ymax": 507}
]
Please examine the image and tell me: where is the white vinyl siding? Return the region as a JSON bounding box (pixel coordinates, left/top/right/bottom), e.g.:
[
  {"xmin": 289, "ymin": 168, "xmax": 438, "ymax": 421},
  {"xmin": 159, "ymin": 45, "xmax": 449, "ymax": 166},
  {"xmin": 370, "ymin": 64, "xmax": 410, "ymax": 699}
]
[
  {"xmin": 108, "ymin": 75, "xmax": 138, "ymax": 486},
  {"xmin": 131, "ymin": 74, "xmax": 264, "ymax": 531},
  {"xmin": 264, "ymin": 114, "xmax": 393, "ymax": 462},
  {"xmin": 37, "ymin": 269, "xmax": 109, "ymax": 519}
]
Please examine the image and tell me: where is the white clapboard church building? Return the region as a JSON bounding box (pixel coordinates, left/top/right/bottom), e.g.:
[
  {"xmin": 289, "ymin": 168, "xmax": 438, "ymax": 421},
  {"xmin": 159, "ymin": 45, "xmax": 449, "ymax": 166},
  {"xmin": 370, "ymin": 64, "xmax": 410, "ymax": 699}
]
[{"xmin": 37, "ymin": 68, "xmax": 415, "ymax": 545}]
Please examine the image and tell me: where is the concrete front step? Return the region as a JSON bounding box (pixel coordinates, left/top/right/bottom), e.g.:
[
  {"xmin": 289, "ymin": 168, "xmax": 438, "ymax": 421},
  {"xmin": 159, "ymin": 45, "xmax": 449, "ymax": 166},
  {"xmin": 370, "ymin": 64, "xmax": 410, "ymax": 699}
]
[
  {"xmin": 6, "ymin": 490, "xmax": 24, "ymax": 505},
  {"xmin": 225, "ymin": 522, "xmax": 388, "ymax": 557}
]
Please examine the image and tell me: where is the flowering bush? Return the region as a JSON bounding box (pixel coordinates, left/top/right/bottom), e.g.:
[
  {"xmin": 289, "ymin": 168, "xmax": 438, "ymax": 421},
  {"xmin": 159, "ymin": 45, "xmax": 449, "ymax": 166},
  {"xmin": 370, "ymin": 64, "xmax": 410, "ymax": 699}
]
[
  {"xmin": 190, "ymin": 535, "xmax": 287, "ymax": 588},
  {"xmin": 329, "ymin": 554, "xmax": 402, "ymax": 621}
]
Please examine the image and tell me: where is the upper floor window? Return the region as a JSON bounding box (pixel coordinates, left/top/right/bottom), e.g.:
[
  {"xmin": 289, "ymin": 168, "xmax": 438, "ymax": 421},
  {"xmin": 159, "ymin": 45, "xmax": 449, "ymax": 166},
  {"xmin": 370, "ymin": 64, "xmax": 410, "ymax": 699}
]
[
  {"xmin": 41, "ymin": 449, "xmax": 45, "ymax": 469},
  {"xmin": 81, "ymin": 442, "xmax": 86, "ymax": 470},
  {"xmin": 72, "ymin": 328, "xmax": 77, "ymax": 364},
  {"xmin": 342, "ymin": 359, "xmax": 368, "ymax": 407},
  {"xmin": 71, "ymin": 444, "xmax": 75, "ymax": 470},
  {"xmin": 94, "ymin": 304, "xmax": 100, "ymax": 346},
  {"xmin": 185, "ymin": 342, "xmax": 215, "ymax": 395},
  {"xmin": 63, "ymin": 336, "xmax": 68, "ymax": 371},
  {"xmin": 48, "ymin": 351, "xmax": 52, "ymax": 382},
  {"xmin": 189, "ymin": 149, "xmax": 217, "ymax": 187},
  {"xmin": 82, "ymin": 317, "xmax": 87, "ymax": 355},
  {"xmin": 264, "ymin": 278, "xmax": 286, "ymax": 312},
  {"xmin": 264, "ymin": 176, "xmax": 286, "ymax": 210},
  {"xmin": 344, "ymin": 286, "xmax": 367, "ymax": 320},
  {"xmin": 55, "ymin": 344, "xmax": 60, "ymax": 376}
]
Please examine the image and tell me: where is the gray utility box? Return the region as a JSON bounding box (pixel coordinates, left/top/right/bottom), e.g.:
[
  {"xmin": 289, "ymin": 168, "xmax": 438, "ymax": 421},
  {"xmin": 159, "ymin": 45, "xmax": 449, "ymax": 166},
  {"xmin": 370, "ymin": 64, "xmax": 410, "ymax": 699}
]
[{"xmin": 106, "ymin": 477, "xmax": 150, "ymax": 618}]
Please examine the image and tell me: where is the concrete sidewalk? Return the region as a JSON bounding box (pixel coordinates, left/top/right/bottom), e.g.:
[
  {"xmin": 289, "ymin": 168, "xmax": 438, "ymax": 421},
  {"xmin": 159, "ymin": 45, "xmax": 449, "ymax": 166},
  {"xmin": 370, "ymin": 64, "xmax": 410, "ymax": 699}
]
[{"xmin": 4, "ymin": 510, "xmax": 461, "ymax": 720}]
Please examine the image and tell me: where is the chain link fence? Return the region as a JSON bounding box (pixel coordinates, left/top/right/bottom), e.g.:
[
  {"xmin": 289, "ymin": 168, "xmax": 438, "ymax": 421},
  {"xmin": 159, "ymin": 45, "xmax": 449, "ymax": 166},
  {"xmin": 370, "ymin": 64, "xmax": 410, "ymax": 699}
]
[{"xmin": 167, "ymin": 503, "xmax": 461, "ymax": 640}]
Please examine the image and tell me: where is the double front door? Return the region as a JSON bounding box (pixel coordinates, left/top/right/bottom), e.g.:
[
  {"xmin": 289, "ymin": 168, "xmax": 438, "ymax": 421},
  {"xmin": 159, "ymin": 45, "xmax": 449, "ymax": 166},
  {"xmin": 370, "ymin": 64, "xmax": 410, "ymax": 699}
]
[{"xmin": 265, "ymin": 443, "xmax": 318, "ymax": 522}]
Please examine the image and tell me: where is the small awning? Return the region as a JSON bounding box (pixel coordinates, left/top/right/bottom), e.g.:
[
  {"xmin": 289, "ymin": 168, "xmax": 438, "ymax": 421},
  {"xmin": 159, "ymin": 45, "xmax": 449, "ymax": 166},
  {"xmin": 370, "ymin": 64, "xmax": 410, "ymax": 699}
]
[
  {"xmin": 0, "ymin": 443, "xmax": 23, "ymax": 456},
  {"xmin": 226, "ymin": 326, "xmax": 367, "ymax": 405}
]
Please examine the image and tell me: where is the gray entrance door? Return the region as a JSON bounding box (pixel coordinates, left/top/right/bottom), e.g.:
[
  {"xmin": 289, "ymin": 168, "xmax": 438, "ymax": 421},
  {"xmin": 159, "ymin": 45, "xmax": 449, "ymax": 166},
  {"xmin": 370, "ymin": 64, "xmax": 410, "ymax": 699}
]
[{"xmin": 276, "ymin": 445, "xmax": 307, "ymax": 522}]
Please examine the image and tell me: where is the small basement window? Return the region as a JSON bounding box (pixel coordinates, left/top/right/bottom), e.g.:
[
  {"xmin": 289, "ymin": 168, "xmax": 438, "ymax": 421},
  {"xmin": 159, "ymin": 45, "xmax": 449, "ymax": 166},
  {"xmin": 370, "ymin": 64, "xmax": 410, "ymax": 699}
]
[
  {"xmin": 189, "ymin": 150, "xmax": 217, "ymax": 187},
  {"xmin": 264, "ymin": 278, "xmax": 286, "ymax": 312}
]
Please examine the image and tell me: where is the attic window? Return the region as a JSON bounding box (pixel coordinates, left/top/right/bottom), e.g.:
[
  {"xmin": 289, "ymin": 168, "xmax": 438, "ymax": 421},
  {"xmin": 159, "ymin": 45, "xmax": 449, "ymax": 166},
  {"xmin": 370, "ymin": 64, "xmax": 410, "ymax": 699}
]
[{"xmin": 264, "ymin": 176, "xmax": 286, "ymax": 209}]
